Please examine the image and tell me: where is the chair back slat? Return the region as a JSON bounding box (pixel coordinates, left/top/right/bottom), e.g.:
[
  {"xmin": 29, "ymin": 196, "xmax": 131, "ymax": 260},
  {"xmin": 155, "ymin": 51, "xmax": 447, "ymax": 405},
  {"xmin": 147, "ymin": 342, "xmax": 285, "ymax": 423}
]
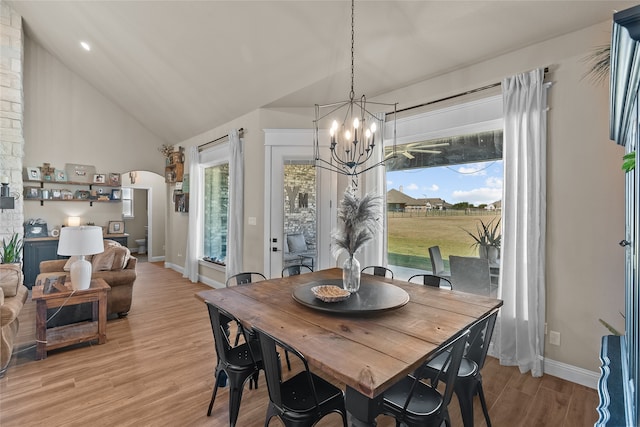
[
  {"xmin": 254, "ymin": 328, "xmax": 284, "ymax": 409},
  {"xmin": 408, "ymin": 274, "xmax": 452, "ymax": 289},
  {"xmin": 465, "ymin": 310, "xmax": 498, "ymax": 370},
  {"xmin": 226, "ymin": 272, "xmax": 267, "ymax": 287},
  {"xmin": 361, "ymin": 266, "xmax": 394, "ymax": 279}
]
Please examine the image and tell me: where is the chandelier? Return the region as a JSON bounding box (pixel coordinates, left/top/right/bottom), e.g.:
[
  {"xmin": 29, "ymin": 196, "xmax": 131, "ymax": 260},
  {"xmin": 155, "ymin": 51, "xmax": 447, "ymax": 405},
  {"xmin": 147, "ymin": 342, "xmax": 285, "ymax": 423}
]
[{"xmin": 313, "ymin": 0, "xmax": 397, "ymax": 181}]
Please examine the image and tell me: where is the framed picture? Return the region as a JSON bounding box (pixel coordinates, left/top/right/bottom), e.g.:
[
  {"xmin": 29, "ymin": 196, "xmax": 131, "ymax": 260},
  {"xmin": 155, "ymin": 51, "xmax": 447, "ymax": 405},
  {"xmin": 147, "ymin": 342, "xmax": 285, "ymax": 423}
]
[
  {"xmin": 110, "ymin": 189, "xmax": 122, "ymax": 200},
  {"xmin": 25, "ymin": 167, "xmax": 41, "ymax": 181},
  {"xmin": 54, "ymin": 169, "xmax": 67, "ymax": 182},
  {"xmin": 174, "ymin": 192, "xmax": 189, "ymax": 213},
  {"xmin": 65, "ymin": 163, "xmax": 96, "ymax": 183},
  {"xmin": 93, "ymin": 174, "xmax": 106, "ymax": 184},
  {"xmin": 108, "ymin": 221, "xmax": 124, "ymax": 234},
  {"xmin": 109, "ymin": 173, "xmax": 121, "ymax": 186},
  {"xmin": 75, "ymin": 190, "xmax": 91, "ymax": 200},
  {"xmin": 24, "ymin": 186, "xmax": 40, "ymax": 199},
  {"xmin": 51, "ymin": 189, "xmax": 62, "ymax": 199}
]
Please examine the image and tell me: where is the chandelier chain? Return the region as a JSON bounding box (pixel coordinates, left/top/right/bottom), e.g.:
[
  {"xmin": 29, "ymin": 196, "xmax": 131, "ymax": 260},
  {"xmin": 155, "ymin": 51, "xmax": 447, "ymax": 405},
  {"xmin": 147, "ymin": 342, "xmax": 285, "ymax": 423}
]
[{"xmin": 350, "ymin": 0, "xmax": 355, "ymax": 101}]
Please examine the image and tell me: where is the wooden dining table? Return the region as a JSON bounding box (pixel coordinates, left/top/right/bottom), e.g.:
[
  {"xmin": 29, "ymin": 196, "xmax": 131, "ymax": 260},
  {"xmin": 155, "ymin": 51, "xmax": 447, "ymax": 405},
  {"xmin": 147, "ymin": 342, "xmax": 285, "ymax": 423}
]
[{"xmin": 195, "ymin": 268, "xmax": 503, "ymax": 426}]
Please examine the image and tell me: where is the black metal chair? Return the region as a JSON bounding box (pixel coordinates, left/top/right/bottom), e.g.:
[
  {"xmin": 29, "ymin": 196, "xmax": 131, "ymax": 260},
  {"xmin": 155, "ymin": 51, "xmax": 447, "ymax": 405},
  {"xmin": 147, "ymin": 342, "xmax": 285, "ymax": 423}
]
[
  {"xmin": 382, "ymin": 329, "xmax": 470, "ymax": 427},
  {"xmin": 429, "ymin": 246, "xmax": 450, "ymax": 278},
  {"xmin": 421, "ymin": 310, "xmax": 499, "ymax": 427},
  {"xmin": 225, "ymin": 272, "xmax": 267, "ymax": 346},
  {"xmin": 361, "ymin": 265, "xmax": 394, "ymax": 279},
  {"xmin": 408, "ymin": 274, "xmax": 453, "ymax": 290},
  {"xmin": 205, "ymin": 300, "xmax": 263, "ymax": 427},
  {"xmin": 225, "ymin": 272, "xmax": 267, "ymax": 287},
  {"xmin": 254, "ymin": 326, "xmax": 348, "ymax": 427},
  {"xmin": 282, "ymin": 264, "xmax": 314, "ymax": 277}
]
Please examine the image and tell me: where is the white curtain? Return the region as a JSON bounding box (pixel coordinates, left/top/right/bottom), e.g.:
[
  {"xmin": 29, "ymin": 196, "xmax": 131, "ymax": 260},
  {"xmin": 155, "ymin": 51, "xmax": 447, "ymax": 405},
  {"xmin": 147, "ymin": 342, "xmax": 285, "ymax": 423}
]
[
  {"xmin": 226, "ymin": 129, "xmax": 244, "ymax": 279},
  {"xmin": 361, "ymin": 112, "xmax": 388, "ymax": 268},
  {"xmin": 496, "ymin": 68, "xmax": 547, "ymax": 377},
  {"xmin": 183, "ymin": 146, "xmax": 202, "ymax": 282}
]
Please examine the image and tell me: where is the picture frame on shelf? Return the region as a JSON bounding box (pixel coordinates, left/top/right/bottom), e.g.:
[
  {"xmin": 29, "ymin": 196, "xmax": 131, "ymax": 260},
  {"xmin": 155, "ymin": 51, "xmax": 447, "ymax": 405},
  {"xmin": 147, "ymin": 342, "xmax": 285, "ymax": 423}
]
[
  {"xmin": 24, "ymin": 186, "xmax": 40, "ymax": 199},
  {"xmin": 109, "ymin": 173, "xmax": 121, "ymax": 186},
  {"xmin": 25, "ymin": 167, "xmax": 41, "ymax": 181},
  {"xmin": 93, "ymin": 174, "xmax": 106, "ymax": 184},
  {"xmin": 110, "ymin": 189, "xmax": 122, "ymax": 200},
  {"xmin": 65, "ymin": 163, "xmax": 96, "ymax": 183},
  {"xmin": 75, "ymin": 190, "xmax": 91, "ymax": 200},
  {"xmin": 54, "ymin": 169, "xmax": 67, "ymax": 182},
  {"xmin": 108, "ymin": 220, "xmax": 124, "ymax": 234}
]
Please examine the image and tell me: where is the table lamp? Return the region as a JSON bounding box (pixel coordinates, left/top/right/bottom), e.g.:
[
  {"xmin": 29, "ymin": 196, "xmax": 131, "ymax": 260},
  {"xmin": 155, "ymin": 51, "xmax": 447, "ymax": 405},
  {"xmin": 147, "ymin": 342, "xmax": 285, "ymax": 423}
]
[{"xmin": 57, "ymin": 226, "xmax": 104, "ymax": 290}]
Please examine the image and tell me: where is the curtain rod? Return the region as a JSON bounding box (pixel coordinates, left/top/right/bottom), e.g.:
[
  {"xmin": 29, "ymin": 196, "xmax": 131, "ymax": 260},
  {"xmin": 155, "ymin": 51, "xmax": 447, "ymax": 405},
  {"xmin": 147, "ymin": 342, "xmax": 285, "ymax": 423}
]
[
  {"xmin": 198, "ymin": 128, "xmax": 244, "ymax": 152},
  {"xmin": 391, "ymin": 67, "xmax": 549, "ymax": 116}
]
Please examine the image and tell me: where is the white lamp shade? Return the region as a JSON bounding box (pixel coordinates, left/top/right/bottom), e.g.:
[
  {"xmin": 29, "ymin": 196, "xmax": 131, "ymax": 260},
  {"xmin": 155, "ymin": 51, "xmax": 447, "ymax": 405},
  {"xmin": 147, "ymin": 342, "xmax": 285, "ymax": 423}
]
[
  {"xmin": 57, "ymin": 226, "xmax": 104, "ymax": 290},
  {"xmin": 57, "ymin": 226, "xmax": 104, "ymax": 256}
]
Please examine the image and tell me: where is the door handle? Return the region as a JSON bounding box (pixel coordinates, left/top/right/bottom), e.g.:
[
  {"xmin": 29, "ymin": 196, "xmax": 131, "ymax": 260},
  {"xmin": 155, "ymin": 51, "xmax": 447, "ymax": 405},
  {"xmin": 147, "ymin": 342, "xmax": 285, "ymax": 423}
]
[{"xmin": 619, "ymin": 239, "xmax": 631, "ymax": 247}]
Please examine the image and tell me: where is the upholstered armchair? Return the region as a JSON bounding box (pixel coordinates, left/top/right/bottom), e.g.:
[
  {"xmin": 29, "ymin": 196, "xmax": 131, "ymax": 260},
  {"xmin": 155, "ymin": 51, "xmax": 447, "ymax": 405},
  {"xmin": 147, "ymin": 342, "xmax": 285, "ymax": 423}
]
[
  {"xmin": 37, "ymin": 240, "xmax": 137, "ymax": 322},
  {"xmin": 0, "ymin": 264, "xmax": 28, "ymax": 377}
]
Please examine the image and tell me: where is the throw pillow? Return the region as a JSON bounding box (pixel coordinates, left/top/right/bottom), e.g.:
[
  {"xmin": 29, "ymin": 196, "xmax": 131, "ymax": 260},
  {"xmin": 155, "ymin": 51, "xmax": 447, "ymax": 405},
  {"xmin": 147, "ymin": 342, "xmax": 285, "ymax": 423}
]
[
  {"xmin": 0, "ymin": 286, "xmax": 4, "ymax": 305},
  {"xmin": 110, "ymin": 246, "xmax": 131, "ymax": 270},
  {"xmin": 287, "ymin": 233, "xmax": 308, "ymax": 253},
  {"xmin": 0, "ymin": 264, "xmax": 22, "ymax": 297},
  {"xmin": 92, "ymin": 249, "xmax": 116, "ymax": 272}
]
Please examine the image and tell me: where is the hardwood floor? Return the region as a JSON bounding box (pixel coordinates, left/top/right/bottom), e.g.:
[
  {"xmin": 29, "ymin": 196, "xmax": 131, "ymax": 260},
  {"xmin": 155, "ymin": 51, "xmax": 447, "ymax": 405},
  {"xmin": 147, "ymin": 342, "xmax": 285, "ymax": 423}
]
[{"xmin": 0, "ymin": 262, "xmax": 599, "ymax": 426}]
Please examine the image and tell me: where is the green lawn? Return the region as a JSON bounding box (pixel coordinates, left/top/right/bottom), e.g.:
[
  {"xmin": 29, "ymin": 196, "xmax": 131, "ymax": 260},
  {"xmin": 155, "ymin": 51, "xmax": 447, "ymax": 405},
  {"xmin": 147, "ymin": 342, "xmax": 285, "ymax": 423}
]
[{"xmin": 387, "ymin": 212, "xmax": 501, "ymax": 269}]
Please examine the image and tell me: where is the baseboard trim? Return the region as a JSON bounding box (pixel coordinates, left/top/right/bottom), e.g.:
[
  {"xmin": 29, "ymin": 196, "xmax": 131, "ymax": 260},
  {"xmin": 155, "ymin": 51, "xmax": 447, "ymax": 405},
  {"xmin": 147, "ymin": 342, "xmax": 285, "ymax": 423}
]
[
  {"xmin": 544, "ymin": 357, "xmax": 599, "ymax": 389},
  {"xmin": 163, "ymin": 262, "xmax": 224, "ymax": 288}
]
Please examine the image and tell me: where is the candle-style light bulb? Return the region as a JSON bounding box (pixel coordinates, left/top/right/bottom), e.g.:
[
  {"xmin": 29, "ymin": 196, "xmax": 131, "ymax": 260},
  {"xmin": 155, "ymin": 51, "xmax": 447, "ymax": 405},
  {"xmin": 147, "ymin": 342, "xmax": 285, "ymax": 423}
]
[
  {"xmin": 370, "ymin": 122, "xmax": 377, "ymax": 133},
  {"xmin": 345, "ymin": 130, "xmax": 351, "ymax": 141},
  {"xmin": 353, "ymin": 117, "xmax": 359, "ymax": 129}
]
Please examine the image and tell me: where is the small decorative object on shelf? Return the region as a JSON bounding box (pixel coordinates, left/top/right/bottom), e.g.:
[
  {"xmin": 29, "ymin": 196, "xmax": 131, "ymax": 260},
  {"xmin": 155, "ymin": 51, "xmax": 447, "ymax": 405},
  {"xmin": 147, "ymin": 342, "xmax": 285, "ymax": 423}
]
[
  {"xmin": 159, "ymin": 145, "xmax": 185, "ymax": 183},
  {"xmin": 331, "ymin": 188, "xmax": 382, "ymax": 293},
  {"xmin": 41, "ymin": 163, "xmax": 55, "ymax": 181}
]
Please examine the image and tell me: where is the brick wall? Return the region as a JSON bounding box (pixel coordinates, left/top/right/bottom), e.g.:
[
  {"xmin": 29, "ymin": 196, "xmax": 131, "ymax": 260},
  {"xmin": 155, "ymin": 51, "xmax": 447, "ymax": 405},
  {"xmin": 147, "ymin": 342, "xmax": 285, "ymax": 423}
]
[{"xmin": 0, "ymin": 1, "xmax": 24, "ymax": 240}]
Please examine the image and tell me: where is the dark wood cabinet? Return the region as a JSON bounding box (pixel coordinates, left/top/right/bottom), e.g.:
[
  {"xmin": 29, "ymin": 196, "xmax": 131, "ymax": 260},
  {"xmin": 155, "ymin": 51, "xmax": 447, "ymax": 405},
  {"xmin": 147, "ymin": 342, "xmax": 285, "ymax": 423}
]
[
  {"xmin": 597, "ymin": 5, "xmax": 640, "ymax": 426},
  {"xmin": 23, "ymin": 238, "xmax": 63, "ymax": 288},
  {"xmin": 22, "ymin": 235, "xmax": 129, "ymax": 289}
]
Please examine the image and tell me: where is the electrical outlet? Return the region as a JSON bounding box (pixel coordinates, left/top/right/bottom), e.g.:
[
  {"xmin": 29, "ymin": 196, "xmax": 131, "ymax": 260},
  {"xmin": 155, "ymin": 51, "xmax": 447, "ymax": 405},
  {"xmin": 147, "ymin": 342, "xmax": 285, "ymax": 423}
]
[{"xmin": 549, "ymin": 331, "xmax": 561, "ymax": 346}]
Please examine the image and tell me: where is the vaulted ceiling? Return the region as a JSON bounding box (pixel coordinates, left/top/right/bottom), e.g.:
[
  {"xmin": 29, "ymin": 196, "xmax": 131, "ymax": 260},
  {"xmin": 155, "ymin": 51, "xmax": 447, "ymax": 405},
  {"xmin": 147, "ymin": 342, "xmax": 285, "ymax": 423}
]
[{"xmin": 7, "ymin": 1, "xmax": 636, "ymax": 144}]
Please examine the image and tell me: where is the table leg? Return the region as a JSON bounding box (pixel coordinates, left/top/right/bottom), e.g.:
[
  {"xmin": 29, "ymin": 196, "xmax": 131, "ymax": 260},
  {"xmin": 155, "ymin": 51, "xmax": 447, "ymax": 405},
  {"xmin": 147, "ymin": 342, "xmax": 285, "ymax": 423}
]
[
  {"xmin": 346, "ymin": 386, "xmax": 383, "ymax": 427},
  {"xmin": 35, "ymin": 300, "xmax": 47, "ymax": 360},
  {"xmin": 97, "ymin": 290, "xmax": 107, "ymax": 344}
]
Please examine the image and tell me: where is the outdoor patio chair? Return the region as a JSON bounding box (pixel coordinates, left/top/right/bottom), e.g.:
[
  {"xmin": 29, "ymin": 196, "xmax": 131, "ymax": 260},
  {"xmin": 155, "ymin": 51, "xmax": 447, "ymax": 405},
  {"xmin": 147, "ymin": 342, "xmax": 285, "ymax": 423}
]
[
  {"xmin": 449, "ymin": 256, "xmax": 491, "ymax": 295},
  {"xmin": 429, "ymin": 246, "xmax": 450, "ymax": 278}
]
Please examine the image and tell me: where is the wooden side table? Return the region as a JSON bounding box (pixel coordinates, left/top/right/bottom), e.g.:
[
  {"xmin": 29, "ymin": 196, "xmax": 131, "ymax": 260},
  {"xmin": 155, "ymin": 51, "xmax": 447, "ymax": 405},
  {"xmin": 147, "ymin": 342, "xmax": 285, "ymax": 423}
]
[{"xmin": 32, "ymin": 278, "xmax": 111, "ymax": 360}]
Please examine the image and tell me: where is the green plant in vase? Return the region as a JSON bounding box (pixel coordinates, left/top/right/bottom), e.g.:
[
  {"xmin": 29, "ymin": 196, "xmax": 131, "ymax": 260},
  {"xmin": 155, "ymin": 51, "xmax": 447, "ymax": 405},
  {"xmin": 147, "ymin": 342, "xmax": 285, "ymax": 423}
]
[
  {"xmin": 332, "ymin": 189, "xmax": 381, "ymax": 292},
  {"xmin": 1, "ymin": 233, "xmax": 23, "ymax": 264},
  {"xmin": 462, "ymin": 218, "xmax": 501, "ymax": 262}
]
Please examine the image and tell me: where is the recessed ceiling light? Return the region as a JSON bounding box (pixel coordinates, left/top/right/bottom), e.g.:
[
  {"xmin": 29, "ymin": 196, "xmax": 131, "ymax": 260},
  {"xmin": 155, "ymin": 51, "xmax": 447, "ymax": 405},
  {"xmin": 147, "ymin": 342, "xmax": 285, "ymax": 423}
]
[{"xmin": 80, "ymin": 41, "xmax": 91, "ymax": 51}]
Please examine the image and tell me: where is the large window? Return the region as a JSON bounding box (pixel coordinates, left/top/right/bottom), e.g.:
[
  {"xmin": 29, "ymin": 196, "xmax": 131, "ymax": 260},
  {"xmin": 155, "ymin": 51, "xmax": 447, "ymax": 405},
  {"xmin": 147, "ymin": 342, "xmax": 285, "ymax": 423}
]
[
  {"xmin": 384, "ymin": 95, "xmax": 504, "ymax": 292},
  {"xmin": 203, "ymin": 162, "xmax": 229, "ymax": 264}
]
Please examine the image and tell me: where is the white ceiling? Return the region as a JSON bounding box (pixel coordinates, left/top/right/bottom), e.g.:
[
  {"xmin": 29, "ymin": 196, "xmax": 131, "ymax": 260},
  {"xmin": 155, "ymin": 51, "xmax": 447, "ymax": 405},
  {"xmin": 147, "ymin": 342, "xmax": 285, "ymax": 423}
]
[{"xmin": 7, "ymin": 1, "xmax": 637, "ymax": 144}]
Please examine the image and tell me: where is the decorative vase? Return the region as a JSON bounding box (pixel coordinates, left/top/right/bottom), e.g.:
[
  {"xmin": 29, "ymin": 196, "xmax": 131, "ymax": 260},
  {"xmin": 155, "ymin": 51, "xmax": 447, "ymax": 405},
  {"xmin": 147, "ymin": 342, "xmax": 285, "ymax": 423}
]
[{"xmin": 342, "ymin": 255, "xmax": 361, "ymax": 293}]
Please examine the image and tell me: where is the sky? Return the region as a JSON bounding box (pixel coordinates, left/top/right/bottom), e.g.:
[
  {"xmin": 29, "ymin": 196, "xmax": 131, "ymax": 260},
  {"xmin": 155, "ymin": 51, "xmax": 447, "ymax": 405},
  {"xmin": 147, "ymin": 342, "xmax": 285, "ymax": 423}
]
[{"xmin": 386, "ymin": 160, "xmax": 504, "ymax": 206}]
